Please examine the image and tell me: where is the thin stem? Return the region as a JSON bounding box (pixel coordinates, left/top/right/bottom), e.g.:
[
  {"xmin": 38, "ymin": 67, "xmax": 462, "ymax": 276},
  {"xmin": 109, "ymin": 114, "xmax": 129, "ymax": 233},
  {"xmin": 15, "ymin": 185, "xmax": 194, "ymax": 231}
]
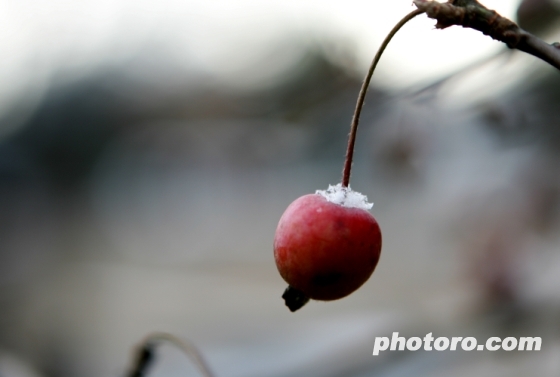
[
  {"xmin": 342, "ymin": 9, "xmax": 424, "ymax": 187},
  {"xmin": 127, "ymin": 332, "xmax": 215, "ymax": 377}
]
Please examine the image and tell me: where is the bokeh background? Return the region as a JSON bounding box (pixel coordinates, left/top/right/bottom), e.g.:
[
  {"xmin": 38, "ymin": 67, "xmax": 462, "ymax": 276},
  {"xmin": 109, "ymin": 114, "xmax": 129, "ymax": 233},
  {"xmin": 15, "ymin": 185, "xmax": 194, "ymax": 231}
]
[{"xmin": 1, "ymin": 0, "xmax": 560, "ymax": 376}]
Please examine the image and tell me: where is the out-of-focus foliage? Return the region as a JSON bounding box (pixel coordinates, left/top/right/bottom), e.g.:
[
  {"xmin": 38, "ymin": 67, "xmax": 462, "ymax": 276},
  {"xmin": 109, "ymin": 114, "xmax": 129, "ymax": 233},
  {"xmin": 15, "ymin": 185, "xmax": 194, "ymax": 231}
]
[{"xmin": 516, "ymin": 0, "xmax": 560, "ymax": 36}]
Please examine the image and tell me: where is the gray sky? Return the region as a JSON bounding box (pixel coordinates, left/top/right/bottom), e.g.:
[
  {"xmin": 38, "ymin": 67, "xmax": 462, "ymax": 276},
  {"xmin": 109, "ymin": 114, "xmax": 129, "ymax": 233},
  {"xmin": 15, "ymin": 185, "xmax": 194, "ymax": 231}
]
[{"xmin": 0, "ymin": 0, "xmax": 520, "ymax": 121}]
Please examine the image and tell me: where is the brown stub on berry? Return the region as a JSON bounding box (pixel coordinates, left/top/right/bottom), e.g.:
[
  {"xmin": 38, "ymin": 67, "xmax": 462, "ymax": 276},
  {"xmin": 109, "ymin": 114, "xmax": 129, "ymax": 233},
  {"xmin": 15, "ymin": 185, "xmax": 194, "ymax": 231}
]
[{"xmin": 282, "ymin": 285, "xmax": 310, "ymax": 312}]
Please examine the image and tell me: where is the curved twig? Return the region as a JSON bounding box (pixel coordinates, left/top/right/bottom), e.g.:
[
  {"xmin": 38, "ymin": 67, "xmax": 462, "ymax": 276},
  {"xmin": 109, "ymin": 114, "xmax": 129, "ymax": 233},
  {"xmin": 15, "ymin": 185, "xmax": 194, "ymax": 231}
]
[{"xmin": 127, "ymin": 332, "xmax": 215, "ymax": 377}]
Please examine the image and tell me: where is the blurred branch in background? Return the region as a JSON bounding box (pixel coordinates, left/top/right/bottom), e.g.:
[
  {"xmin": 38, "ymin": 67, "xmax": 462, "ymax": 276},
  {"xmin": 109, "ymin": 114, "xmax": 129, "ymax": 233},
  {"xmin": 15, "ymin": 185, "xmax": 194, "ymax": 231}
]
[{"xmin": 127, "ymin": 333, "xmax": 214, "ymax": 377}]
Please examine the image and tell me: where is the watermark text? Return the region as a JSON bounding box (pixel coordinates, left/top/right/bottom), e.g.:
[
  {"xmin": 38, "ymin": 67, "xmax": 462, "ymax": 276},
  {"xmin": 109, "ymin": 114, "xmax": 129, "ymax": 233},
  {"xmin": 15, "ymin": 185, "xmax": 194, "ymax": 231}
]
[{"xmin": 373, "ymin": 333, "xmax": 541, "ymax": 355}]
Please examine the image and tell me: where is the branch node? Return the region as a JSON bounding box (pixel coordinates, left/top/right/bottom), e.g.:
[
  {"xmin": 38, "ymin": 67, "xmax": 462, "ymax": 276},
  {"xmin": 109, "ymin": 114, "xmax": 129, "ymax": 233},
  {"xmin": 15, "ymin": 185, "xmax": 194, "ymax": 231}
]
[{"xmin": 413, "ymin": 0, "xmax": 560, "ymax": 70}]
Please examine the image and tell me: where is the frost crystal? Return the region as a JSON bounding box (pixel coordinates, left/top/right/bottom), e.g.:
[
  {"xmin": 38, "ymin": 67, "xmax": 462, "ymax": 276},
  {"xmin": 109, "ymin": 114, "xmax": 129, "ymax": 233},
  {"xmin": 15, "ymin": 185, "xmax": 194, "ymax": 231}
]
[{"xmin": 316, "ymin": 183, "xmax": 373, "ymax": 210}]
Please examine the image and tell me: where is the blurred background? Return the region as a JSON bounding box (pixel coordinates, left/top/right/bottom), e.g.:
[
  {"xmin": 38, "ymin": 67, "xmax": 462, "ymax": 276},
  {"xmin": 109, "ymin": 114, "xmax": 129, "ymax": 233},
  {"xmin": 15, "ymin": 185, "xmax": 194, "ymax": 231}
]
[{"xmin": 1, "ymin": 0, "xmax": 560, "ymax": 376}]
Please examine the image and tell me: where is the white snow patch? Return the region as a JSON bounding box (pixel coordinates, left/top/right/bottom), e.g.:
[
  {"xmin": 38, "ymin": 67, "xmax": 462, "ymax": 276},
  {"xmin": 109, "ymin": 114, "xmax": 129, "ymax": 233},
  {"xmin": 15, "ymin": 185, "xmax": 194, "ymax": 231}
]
[{"xmin": 316, "ymin": 183, "xmax": 373, "ymax": 210}]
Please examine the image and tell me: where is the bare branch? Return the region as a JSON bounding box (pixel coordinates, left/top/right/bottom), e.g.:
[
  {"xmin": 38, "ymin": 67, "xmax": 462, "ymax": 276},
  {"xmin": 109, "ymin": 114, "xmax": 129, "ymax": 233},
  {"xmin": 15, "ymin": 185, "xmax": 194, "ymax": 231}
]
[{"xmin": 413, "ymin": 0, "xmax": 560, "ymax": 70}]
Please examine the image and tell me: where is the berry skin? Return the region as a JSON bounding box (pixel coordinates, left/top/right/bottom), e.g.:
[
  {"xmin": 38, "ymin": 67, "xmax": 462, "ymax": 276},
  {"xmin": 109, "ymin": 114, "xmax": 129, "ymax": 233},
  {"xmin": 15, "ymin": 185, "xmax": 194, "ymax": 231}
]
[{"xmin": 274, "ymin": 193, "xmax": 382, "ymax": 303}]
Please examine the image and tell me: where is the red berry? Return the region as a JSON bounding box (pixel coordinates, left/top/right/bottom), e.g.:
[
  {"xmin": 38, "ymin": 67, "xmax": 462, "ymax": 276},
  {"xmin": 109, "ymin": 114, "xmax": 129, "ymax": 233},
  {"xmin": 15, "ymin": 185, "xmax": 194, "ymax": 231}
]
[{"xmin": 274, "ymin": 188, "xmax": 382, "ymax": 303}]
